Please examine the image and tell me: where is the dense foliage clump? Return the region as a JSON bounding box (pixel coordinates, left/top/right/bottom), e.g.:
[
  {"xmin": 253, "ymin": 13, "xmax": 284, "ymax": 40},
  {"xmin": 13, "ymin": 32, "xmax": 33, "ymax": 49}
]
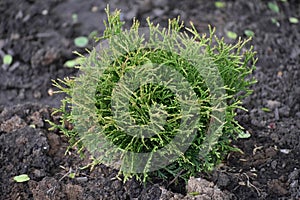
[{"xmin": 49, "ymin": 7, "xmax": 256, "ymax": 182}]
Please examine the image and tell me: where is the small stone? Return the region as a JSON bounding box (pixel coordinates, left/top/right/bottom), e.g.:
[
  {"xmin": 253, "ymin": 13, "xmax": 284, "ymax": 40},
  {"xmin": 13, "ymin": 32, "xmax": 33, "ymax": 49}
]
[
  {"xmin": 288, "ymin": 168, "xmax": 299, "ymax": 181},
  {"xmin": 290, "ymin": 180, "xmax": 298, "ymax": 189},
  {"xmin": 186, "ymin": 177, "xmax": 231, "ymax": 200},
  {"xmin": 18, "ymin": 88, "xmax": 25, "ymax": 100},
  {"xmin": 152, "ymin": 0, "xmax": 168, "ymax": 8},
  {"xmin": 279, "ymin": 106, "xmax": 290, "ymax": 117},
  {"xmin": 33, "ymin": 169, "xmax": 46, "ymax": 178},
  {"xmin": 217, "ymin": 173, "xmax": 230, "ymax": 187},
  {"xmin": 153, "ymin": 8, "xmax": 165, "ymax": 17},
  {"xmin": 28, "ymin": 111, "xmax": 44, "ymax": 127},
  {"xmin": 0, "ymin": 115, "xmax": 26, "ymax": 133},
  {"xmin": 111, "ymin": 180, "xmax": 122, "ymax": 190},
  {"xmin": 48, "ymin": 88, "xmax": 54, "ymax": 96},
  {"xmin": 274, "ymin": 107, "xmax": 279, "ymax": 120},
  {"xmin": 31, "ymin": 47, "xmax": 59, "ymax": 68},
  {"xmin": 138, "ymin": 0, "xmax": 152, "ymax": 14},
  {"xmin": 91, "ymin": 6, "xmax": 98, "ymax": 12},
  {"xmin": 280, "ymin": 149, "xmax": 291, "ymax": 154},
  {"xmin": 266, "ymin": 100, "xmax": 281, "ymax": 110},
  {"xmin": 15, "ymin": 10, "xmax": 23, "ymax": 19},
  {"xmin": 271, "ymin": 160, "xmax": 277, "ymax": 169},
  {"xmin": 75, "ymin": 177, "xmax": 88, "ymax": 182},
  {"xmin": 251, "ymin": 119, "xmax": 266, "ymax": 128},
  {"xmin": 41, "ymin": 9, "xmax": 48, "ymax": 15},
  {"xmin": 33, "ymin": 91, "xmax": 42, "ymax": 99},
  {"xmin": 296, "ymin": 119, "xmax": 300, "ymax": 129},
  {"xmin": 124, "ymin": 7, "xmax": 138, "ymax": 20},
  {"xmin": 268, "ymin": 179, "xmax": 288, "ymax": 195}
]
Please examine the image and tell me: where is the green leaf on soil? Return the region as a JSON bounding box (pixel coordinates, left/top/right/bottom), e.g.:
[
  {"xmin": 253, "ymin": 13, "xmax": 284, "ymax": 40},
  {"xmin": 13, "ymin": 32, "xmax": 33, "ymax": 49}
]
[
  {"xmin": 244, "ymin": 30, "xmax": 254, "ymax": 37},
  {"xmin": 64, "ymin": 57, "xmax": 83, "ymax": 68},
  {"xmin": 189, "ymin": 192, "xmax": 200, "ymax": 196},
  {"xmin": 238, "ymin": 131, "xmax": 251, "ymax": 139},
  {"xmin": 89, "ymin": 30, "xmax": 99, "ymax": 39},
  {"xmin": 3, "ymin": 54, "xmax": 13, "ymax": 65},
  {"xmin": 74, "ymin": 36, "xmax": 89, "ymax": 48},
  {"xmin": 268, "ymin": 2, "xmax": 280, "ymax": 13},
  {"xmin": 64, "ymin": 59, "xmax": 77, "ymax": 67},
  {"xmin": 226, "ymin": 31, "xmax": 237, "ymax": 39},
  {"xmin": 289, "ymin": 17, "xmax": 299, "ymax": 24},
  {"xmin": 72, "ymin": 14, "xmax": 78, "ymax": 23},
  {"xmin": 69, "ymin": 172, "xmax": 76, "ymax": 179},
  {"xmin": 215, "ymin": 1, "xmax": 226, "ymax": 8},
  {"xmin": 13, "ymin": 174, "xmax": 30, "ymax": 182},
  {"xmin": 271, "ymin": 17, "xmax": 280, "ymax": 27},
  {"xmin": 261, "ymin": 107, "xmax": 271, "ymax": 112},
  {"xmin": 29, "ymin": 124, "xmax": 36, "ymax": 129}
]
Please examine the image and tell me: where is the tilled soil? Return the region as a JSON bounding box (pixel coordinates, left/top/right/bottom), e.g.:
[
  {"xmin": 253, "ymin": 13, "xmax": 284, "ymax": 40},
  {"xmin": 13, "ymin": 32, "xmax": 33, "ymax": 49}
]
[{"xmin": 0, "ymin": 0, "xmax": 299, "ymax": 199}]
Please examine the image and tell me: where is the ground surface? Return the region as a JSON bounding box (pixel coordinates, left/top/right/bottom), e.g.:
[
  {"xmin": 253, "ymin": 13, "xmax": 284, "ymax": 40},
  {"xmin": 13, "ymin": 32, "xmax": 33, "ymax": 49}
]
[{"xmin": 0, "ymin": 0, "xmax": 299, "ymax": 199}]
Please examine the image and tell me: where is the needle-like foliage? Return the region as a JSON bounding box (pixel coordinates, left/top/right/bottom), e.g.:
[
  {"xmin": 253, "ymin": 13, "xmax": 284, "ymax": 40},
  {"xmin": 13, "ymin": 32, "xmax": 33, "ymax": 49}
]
[{"xmin": 49, "ymin": 7, "xmax": 256, "ymax": 182}]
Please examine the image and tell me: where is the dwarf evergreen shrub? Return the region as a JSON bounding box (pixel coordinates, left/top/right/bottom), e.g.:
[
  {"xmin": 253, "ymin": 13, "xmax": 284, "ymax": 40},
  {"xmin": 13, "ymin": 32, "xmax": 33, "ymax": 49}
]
[{"xmin": 49, "ymin": 7, "xmax": 256, "ymax": 182}]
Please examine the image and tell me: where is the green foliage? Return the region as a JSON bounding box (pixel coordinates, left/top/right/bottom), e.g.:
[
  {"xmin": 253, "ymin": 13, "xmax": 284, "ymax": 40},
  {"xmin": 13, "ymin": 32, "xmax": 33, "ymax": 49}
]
[
  {"xmin": 244, "ymin": 30, "xmax": 254, "ymax": 37},
  {"xmin": 289, "ymin": 17, "xmax": 299, "ymax": 24},
  {"xmin": 13, "ymin": 174, "xmax": 30, "ymax": 182},
  {"xmin": 237, "ymin": 131, "xmax": 251, "ymax": 139},
  {"xmin": 214, "ymin": 1, "xmax": 226, "ymax": 8},
  {"xmin": 271, "ymin": 17, "xmax": 280, "ymax": 26},
  {"xmin": 74, "ymin": 36, "xmax": 89, "ymax": 47},
  {"xmin": 49, "ymin": 7, "xmax": 257, "ymax": 183},
  {"xmin": 226, "ymin": 31, "xmax": 237, "ymax": 39},
  {"xmin": 3, "ymin": 54, "xmax": 13, "ymax": 65},
  {"xmin": 268, "ymin": 2, "xmax": 280, "ymax": 13}
]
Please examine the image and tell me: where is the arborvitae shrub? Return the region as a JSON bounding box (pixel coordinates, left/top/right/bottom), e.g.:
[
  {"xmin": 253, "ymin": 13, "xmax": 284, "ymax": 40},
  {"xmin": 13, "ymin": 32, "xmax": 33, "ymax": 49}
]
[{"xmin": 49, "ymin": 7, "xmax": 257, "ymax": 182}]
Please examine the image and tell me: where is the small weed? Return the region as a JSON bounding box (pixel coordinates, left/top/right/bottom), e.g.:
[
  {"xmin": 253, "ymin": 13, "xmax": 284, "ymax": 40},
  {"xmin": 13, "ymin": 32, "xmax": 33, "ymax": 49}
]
[
  {"xmin": 226, "ymin": 31, "xmax": 238, "ymax": 39},
  {"xmin": 72, "ymin": 13, "xmax": 78, "ymax": 23},
  {"xmin": 215, "ymin": 1, "xmax": 226, "ymax": 9},
  {"xmin": 244, "ymin": 30, "xmax": 254, "ymax": 37},
  {"xmin": 13, "ymin": 174, "xmax": 30, "ymax": 183},
  {"xmin": 74, "ymin": 36, "xmax": 89, "ymax": 48},
  {"xmin": 271, "ymin": 17, "xmax": 280, "ymax": 27},
  {"xmin": 289, "ymin": 17, "xmax": 299, "ymax": 24},
  {"xmin": 3, "ymin": 54, "xmax": 13, "ymax": 65},
  {"xmin": 261, "ymin": 107, "xmax": 271, "ymax": 112},
  {"xmin": 268, "ymin": 2, "xmax": 280, "ymax": 13}
]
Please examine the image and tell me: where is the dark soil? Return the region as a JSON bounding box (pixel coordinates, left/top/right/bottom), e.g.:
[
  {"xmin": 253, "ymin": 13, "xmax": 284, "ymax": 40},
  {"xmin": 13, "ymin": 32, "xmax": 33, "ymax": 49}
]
[{"xmin": 0, "ymin": 0, "xmax": 299, "ymax": 199}]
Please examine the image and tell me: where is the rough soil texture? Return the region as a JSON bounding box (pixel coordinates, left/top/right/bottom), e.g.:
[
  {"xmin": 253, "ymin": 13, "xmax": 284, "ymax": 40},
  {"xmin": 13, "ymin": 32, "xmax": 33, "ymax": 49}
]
[{"xmin": 0, "ymin": 0, "xmax": 299, "ymax": 199}]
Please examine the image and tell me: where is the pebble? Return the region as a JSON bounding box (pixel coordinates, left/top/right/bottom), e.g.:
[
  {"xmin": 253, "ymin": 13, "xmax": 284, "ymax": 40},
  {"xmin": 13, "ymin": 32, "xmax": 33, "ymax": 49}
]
[
  {"xmin": 274, "ymin": 107, "xmax": 279, "ymax": 120},
  {"xmin": 47, "ymin": 88, "xmax": 54, "ymax": 96},
  {"xmin": 266, "ymin": 100, "xmax": 281, "ymax": 110},
  {"xmin": 271, "ymin": 160, "xmax": 277, "ymax": 169},
  {"xmin": 153, "ymin": 8, "xmax": 165, "ymax": 17},
  {"xmin": 18, "ymin": 88, "xmax": 25, "ymax": 100},
  {"xmin": 33, "ymin": 169, "xmax": 46, "ymax": 178},
  {"xmin": 42, "ymin": 9, "xmax": 48, "ymax": 15},
  {"xmin": 33, "ymin": 91, "xmax": 42, "ymax": 99},
  {"xmin": 125, "ymin": 6, "xmax": 138, "ymax": 20},
  {"xmin": 279, "ymin": 106, "xmax": 290, "ymax": 117},
  {"xmin": 288, "ymin": 168, "xmax": 299, "ymax": 181},
  {"xmin": 280, "ymin": 149, "xmax": 291, "ymax": 154},
  {"xmin": 152, "ymin": 0, "xmax": 168, "ymax": 8},
  {"xmin": 290, "ymin": 180, "xmax": 298, "ymax": 188},
  {"xmin": 75, "ymin": 177, "xmax": 88, "ymax": 182},
  {"xmin": 217, "ymin": 173, "xmax": 230, "ymax": 187},
  {"xmin": 251, "ymin": 119, "xmax": 266, "ymax": 128}
]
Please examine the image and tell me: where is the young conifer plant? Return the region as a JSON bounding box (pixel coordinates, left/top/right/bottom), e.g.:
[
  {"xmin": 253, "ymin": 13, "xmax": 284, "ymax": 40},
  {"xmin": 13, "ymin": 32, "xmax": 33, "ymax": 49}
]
[{"xmin": 49, "ymin": 7, "xmax": 257, "ymax": 182}]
